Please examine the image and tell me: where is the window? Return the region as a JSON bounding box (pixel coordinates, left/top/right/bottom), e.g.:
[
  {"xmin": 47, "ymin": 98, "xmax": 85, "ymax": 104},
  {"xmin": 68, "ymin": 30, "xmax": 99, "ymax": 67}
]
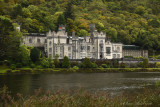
[
  {"xmin": 117, "ymin": 47, "xmax": 120, "ymax": 51},
  {"xmin": 100, "ymin": 44, "xmax": 103, "ymax": 51},
  {"xmin": 49, "ymin": 48, "xmax": 52, "ymax": 53},
  {"xmin": 117, "ymin": 54, "xmax": 120, "ymax": 58},
  {"xmin": 87, "ymin": 46, "xmax": 90, "ymax": 51},
  {"xmin": 93, "ymin": 53, "xmax": 96, "ymax": 58},
  {"xmin": 60, "ymin": 54, "xmax": 62, "ymax": 58},
  {"xmin": 60, "ymin": 46, "xmax": 63, "ymax": 52},
  {"xmin": 112, "ymin": 47, "xmax": 114, "ymax": 51},
  {"xmin": 67, "ymin": 38, "xmax": 69, "ymax": 44},
  {"xmin": 81, "ymin": 46, "xmax": 85, "ymax": 51},
  {"xmin": 55, "ymin": 47, "xmax": 57, "ymax": 52},
  {"xmin": 29, "ymin": 38, "xmax": 32, "ymax": 43},
  {"xmin": 106, "ymin": 47, "xmax": 111, "ymax": 54},
  {"xmin": 100, "ymin": 40, "xmax": 103, "ymax": 43},
  {"xmin": 113, "ymin": 54, "xmax": 116, "ymax": 58},
  {"xmin": 49, "ymin": 41, "xmax": 52, "ymax": 46},
  {"xmin": 68, "ymin": 53, "xmax": 72, "ymax": 59},
  {"xmin": 37, "ymin": 38, "xmax": 41, "ymax": 43},
  {"xmin": 81, "ymin": 53, "xmax": 86, "ymax": 58},
  {"xmin": 68, "ymin": 47, "xmax": 71, "ymax": 51}
]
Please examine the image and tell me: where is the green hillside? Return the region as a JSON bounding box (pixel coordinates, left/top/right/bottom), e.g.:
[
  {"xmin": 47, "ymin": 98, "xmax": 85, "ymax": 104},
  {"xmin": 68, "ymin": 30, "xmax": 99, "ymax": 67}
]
[{"xmin": 0, "ymin": 0, "xmax": 160, "ymax": 51}]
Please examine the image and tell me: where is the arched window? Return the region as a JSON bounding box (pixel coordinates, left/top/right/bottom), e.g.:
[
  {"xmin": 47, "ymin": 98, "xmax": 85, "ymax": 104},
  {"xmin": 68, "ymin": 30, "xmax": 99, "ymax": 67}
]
[
  {"xmin": 29, "ymin": 38, "xmax": 32, "ymax": 43},
  {"xmin": 100, "ymin": 40, "xmax": 103, "ymax": 43},
  {"xmin": 49, "ymin": 41, "xmax": 52, "ymax": 46},
  {"xmin": 37, "ymin": 38, "xmax": 41, "ymax": 43},
  {"xmin": 117, "ymin": 47, "xmax": 120, "ymax": 51}
]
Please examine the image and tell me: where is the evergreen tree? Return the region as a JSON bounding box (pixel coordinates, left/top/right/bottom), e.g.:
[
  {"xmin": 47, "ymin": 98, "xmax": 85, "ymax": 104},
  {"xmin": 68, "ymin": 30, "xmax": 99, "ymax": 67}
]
[
  {"xmin": 57, "ymin": 14, "xmax": 65, "ymax": 25},
  {"xmin": 18, "ymin": 45, "xmax": 30, "ymax": 65},
  {"xmin": 82, "ymin": 58, "xmax": 92, "ymax": 68},
  {"xmin": 56, "ymin": 14, "xmax": 65, "ymax": 31},
  {"xmin": 62, "ymin": 56, "xmax": 70, "ymax": 68},
  {"xmin": 64, "ymin": 0, "xmax": 75, "ymax": 20},
  {"xmin": 54, "ymin": 54, "xmax": 60, "ymax": 68},
  {"xmin": 12, "ymin": 4, "xmax": 23, "ymax": 18},
  {"xmin": 143, "ymin": 58, "xmax": 149, "ymax": 68},
  {"xmin": 0, "ymin": 16, "xmax": 22, "ymax": 61},
  {"xmin": 30, "ymin": 47, "xmax": 40, "ymax": 63}
]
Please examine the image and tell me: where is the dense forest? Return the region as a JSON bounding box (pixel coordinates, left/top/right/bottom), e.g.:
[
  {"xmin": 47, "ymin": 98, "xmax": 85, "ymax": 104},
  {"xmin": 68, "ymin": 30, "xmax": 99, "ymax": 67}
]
[{"xmin": 0, "ymin": 0, "xmax": 160, "ymax": 61}]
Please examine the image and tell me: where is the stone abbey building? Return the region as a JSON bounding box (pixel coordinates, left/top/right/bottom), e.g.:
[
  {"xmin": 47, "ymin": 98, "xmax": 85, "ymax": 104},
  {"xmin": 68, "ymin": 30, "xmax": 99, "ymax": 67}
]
[{"xmin": 24, "ymin": 24, "xmax": 148, "ymax": 59}]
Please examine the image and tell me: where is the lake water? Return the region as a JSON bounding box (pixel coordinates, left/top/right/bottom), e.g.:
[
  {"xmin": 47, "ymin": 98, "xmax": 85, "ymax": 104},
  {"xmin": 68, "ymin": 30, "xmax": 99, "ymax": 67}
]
[{"xmin": 0, "ymin": 72, "xmax": 160, "ymax": 96}]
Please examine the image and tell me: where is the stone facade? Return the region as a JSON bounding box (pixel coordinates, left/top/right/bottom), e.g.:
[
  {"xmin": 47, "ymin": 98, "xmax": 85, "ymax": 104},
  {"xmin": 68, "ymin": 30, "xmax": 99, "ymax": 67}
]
[
  {"xmin": 23, "ymin": 24, "xmax": 123, "ymax": 59},
  {"xmin": 45, "ymin": 25, "xmax": 123, "ymax": 59},
  {"xmin": 24, "ymin": 33, "xmax": 46, "ymax": 47},
  {"xmin": 23, "ymin": 24, "xmax": 148, "ymax": 59}
]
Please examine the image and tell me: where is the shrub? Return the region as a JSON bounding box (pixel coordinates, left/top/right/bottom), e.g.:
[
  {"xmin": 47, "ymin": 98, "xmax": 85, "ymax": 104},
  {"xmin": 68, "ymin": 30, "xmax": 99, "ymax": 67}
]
[
  {"xmin": 149, "ymin": 63, "xmax": 156, "ymax": 68},
  {"xmin": 99, "ymin": 66, "xmax": 103, "ymax": 68},
  {"xmin": 6, "ymin": 69, "xmax": 12, "ymax": 73},
  {"xmin": 62, "ymin": 56, "xmax": 70, "ymax": 68},
  {"xmin": 36, "ymin": 65, "xmax": 43, "ymax": 69},
  {"xmin": 155, "ymin": 81, "xmax": 160, "ymax": 87},
  {"xmin": 30, "ymin": 47, "xmax": 41, "ymax": 63},
  {"xmin": 124, "ymin": 56, "xmax": 133, "ymax": 58},
  {"xmin": 16, "ymin": 63, "xmax": 22, "ymax": 68},
  {"xmin": 70, "ymin": 62, "xmax": 79, "ymax": 67},
  {"xmin": 91, "ymin": 63, "xmax": 98, "ymax": 68},
  {"xmin": 0, "ymin": 61, "xmax": 3, "ymax": 65},
  {"xmin": 120, "ymin": 63, "xmax": 128, "ymax": 68},
  {"xmin": 4, "ymin": 60, "xmax": 12, "ymax": 66},
  {"xmin": 156, "ymin": 62, "xmax": 160, "ymax": 68},
  {"xmin": 41, "ymin": 57, "xmax": 50, "ymax": 68},
  {"xmin": 95, "ymin": 60, "xmax": 111, "ymax": 66},
  {"xmin": 50, "ymin": 64, "xmax": 55, "ymax": 68},
  {"xmin": 113, "ymin": 60, "xmax": 119, "ymax": 68},
  {"xmin": 54, "ymin": 54, "xmax": 60, "ymax": 68},
  {"xmin": 10, "ymin": 64, "xmax": 16, "ymax": 70},
  {"xmin": 137, "ymin": 62, "xmax": 143, "ymax": 68},
  {"xmin": 101, "ymin": 64, "xmax": 108, "ymax": 68},
  {"xmin": 81, "ymin": 58, "xmax": 92, "ymax": 68},
  {"xmin": 134, "ymin": 57, "xmax": 144, "ymax": 59},
  {"xmin": 73, "ymin": 66, "xmax": 79, "ymax": 70},
  {"xmin": 48, "ymin": 56, "xmax": 55, "ymax": 68},
  {"xmin": 19, "ymin": 45, "xmax": 30, "ymax": 66},
  {"xmin": 143, "ymin": 58, "xmax": 149, "ymax": 68},
  {"xmin": 155, "ymin": 55, "xmax": 160, "ymax": 59},
  {"xmin": 30, "ymin": 63, "xmax": 35, "ymax": 68}
]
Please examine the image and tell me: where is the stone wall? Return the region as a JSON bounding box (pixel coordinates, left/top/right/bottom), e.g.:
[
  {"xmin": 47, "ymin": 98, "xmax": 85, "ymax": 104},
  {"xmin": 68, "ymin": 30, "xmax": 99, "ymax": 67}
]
[
  {"xmin": 123, "ymin": 50, "xmax": 148, "ymax": 58},
  {"xmin": 24, "ymin": 33, "xmax": 46, "ymax": 47}
]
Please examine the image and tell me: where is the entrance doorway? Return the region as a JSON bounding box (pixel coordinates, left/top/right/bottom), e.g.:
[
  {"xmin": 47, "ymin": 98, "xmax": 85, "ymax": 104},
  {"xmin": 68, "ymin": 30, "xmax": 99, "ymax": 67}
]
[{"xmin": 100, "ymin": 53, "xmax": 103, "ymax": 59}]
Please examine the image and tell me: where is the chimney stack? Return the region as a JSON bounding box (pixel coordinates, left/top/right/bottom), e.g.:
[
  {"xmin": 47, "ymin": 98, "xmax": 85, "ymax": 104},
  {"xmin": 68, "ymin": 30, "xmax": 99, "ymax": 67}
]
[{"xmin": 72, "ymin": 31, "xmax": 75, "ymax": 37}]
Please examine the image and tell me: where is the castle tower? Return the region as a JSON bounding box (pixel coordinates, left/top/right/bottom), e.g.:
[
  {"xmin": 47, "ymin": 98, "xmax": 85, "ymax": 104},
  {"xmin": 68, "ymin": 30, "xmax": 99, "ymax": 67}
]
[
  {"xmin": 58, "ymin": 25, "xmax": 66, "ymax": 31},
  {"xmin": 90, "ymin": 24, "xmax": 95, "ymax": 44}
]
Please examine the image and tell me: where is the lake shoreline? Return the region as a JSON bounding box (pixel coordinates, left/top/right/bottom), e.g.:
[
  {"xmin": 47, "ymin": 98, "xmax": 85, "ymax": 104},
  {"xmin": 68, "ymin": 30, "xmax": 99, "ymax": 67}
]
[{"xmin": 1, "ymin": 67, "xmax": 160, "ymax": 74}]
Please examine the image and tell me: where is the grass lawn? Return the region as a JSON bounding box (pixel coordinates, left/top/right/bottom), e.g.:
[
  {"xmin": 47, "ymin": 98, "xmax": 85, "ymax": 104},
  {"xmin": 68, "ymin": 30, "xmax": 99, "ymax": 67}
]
[{"xmin": 0, "ymin": 65, "xmax": 9, "ymax": 73}]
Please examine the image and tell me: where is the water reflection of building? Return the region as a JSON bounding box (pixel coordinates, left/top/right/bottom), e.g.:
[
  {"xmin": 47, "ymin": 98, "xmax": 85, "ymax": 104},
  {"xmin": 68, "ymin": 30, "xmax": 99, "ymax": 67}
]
[{"xmin": 23, "ymin": 24, "xmax": 148, "ymax": 59}]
